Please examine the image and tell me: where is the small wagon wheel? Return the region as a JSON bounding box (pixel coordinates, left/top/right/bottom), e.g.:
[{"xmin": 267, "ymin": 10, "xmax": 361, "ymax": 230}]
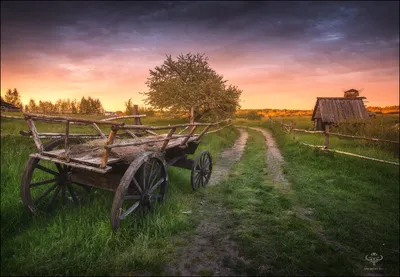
[
  {"xmin": 110, "ymin": 152, "xmax": 168, "ymax": 231},
  {"xmin": 20, "ymin": 138, "xmax": 91, "ymax": 215},
  {"xmin": 191, "ymin": 150, "xmax": 212, "ymax": 191}
]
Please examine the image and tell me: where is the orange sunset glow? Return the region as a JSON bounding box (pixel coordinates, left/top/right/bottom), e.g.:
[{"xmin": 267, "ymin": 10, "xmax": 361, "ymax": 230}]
[{"xmin": 1, "ymin": 1, "xmax": 399, "ymax": 111}]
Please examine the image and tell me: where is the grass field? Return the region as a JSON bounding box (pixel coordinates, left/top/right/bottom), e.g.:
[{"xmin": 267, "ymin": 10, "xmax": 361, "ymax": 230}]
[
  {"xmin": 0, "ymin": 115, "xmax": 240, "ymax": 275},
  {"xmin": 235, "ymin": 115, "xmax": 400, "ymax": 163},
  {"xmin": 1, "ymin": 113, "xmax": 399, "ymax": 275}
]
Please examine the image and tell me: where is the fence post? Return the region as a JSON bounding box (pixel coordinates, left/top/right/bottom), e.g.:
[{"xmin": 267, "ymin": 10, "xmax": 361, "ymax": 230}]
[
  {"xmin": 324, "ymin": 124, "xmax": 330, "ymax": 149},
  {"xmin": 292, "ymin": 122, "xmax": 296, "ymax": 140},
  {"xmin": 133, "ymin": 105, "xmax": 141, "ymax": 125}
]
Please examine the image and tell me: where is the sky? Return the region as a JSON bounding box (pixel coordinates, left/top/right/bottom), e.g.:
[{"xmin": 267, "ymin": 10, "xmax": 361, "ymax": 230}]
[{"xmin": 1, "ymin": 1, "xmax": 399, "ymax": 111}]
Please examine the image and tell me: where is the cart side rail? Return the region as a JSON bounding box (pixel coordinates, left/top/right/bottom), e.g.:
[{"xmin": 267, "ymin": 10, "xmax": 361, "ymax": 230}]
[{"xmin": 22, "ymin": 113, "xmax": 232, "ymax": 169}]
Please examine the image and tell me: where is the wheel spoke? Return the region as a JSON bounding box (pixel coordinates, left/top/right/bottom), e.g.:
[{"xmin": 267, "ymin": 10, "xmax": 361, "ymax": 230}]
[
  {"xmin": 200, "ymin": 154, "xmax": 205, "ymax": 167},
  {"xmin": 48, "ymin": 185, "xmax": 61, "ymax": 207},
  {"xmin": 202, "ymin": 175, "xmax": 207, "ymax": 186},
  {"xmin": 193, "ymin": 172, "xmax": 199, "ymax": 185},
  {"xmin": 35, "ymin": 164, "xmax": 59, "ymax": 176},
  {"xmin": 204, "ymin": 158, "xmax": 211, "ymax": 168},
  {"xmin": 132, "ymin": 176, "xmax": 142, "ymax": 193},
  {"xmin": 30, "ymin": 178, "xmax": 57, "ymax": 188},
  {"xmin": 67, "ymin": 184, "xmax": 78, "ymax": 203},
  {"xmin": 151, "ymin": 194, "xmax": 162, "ymax": 199},
  {"xmin": 120, "ymin": 201, "xmax": 140, "ymax": 220},
  {"xmin": 148, "ymin": 165, "xmax": 161, "ymax": 189},
  {"xmin": 124, "ymin": 194, "xmax": 141, "ymax": 200},
  {"xmin": 148, "ymin": 178, "xmax": 164, "ymax": 194},
  {"xmin": 34, "ymin": 183, "xmax": 58, "ymax": 204}
]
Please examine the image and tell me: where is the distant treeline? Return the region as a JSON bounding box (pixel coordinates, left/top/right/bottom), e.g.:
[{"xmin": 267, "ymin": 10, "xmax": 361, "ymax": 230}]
[
  {"xmin": 25, "ymin": 97, "xmax": 104, "ymax": 115},
  {"xmin": 235, "ymin": 106, "xmax": 400, "ymax": 120},
  {"xmin": 236, "ymin": 109, "xmax": 313, "ymax": 120},
  {"xmin": 366, "ymin": 106, "xmax": 400, "ymax": 114}
]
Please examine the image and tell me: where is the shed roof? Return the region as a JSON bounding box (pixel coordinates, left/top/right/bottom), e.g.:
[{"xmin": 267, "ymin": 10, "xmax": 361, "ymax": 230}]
[
  {"xmin": 311, "ymin": 97, "xmax": 369, "ymax": 123},
  {"xmin": 1, "ymin": 100, "xmax": 19, "ymax": 109}
]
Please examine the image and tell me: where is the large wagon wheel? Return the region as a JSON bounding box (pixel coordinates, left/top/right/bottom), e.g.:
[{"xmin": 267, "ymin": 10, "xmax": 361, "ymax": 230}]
[
  {"xmin": 21, "ymin": 138, "xmax": 91, "ymax": 215},
  {"xmin": 110, "ymin": 152, "xmax": 168, "ymax": 231},
  {"xmin": 191, "ymin": 150, "xmax": 212, "ymax": 191}
]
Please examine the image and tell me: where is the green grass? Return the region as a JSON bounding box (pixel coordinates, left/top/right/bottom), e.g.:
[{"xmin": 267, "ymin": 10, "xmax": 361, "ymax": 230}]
[
  {"xmin": 0, "ymin": 120, "xmax": 239, "ymax": 275},
  {"xmin": 234, "ymin": 115, "xmax": 399, "ymax": 163},
  {"xmin": 1, "ymin": 113, "xmax": 399, "ymax": 275},
  {"xmin": 203, "ymin": 126, "xmax": 398, "ymax": 276}
]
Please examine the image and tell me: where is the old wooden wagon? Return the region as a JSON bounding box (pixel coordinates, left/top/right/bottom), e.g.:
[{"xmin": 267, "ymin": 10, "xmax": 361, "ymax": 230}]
[{"xmin": 20, "ymin": 113, "xmax": 231, "ymax": 230}]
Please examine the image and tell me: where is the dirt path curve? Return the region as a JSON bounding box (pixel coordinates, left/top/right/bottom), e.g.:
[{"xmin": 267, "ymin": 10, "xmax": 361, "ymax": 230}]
[
  {"xmin": 208, "ymin": 128, "xmax": 249, "ymax": 186},
  {"xmin": 245, "ymin": 127, "xmax": 291, "ymax": 193},
  {"xmin": 163, "ymin": 128, "xmax": 249, "ymax": 276}
]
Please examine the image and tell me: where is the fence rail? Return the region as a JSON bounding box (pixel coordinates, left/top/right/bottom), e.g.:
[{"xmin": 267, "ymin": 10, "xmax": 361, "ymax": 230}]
[{"xmin": 268, "ymin": 117, "xmax": 399, "ymax": 166}]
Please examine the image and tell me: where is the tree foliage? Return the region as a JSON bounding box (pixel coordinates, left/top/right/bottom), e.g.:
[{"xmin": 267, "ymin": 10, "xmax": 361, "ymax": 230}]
[
  {"xmin": 4, "ymin": 88, "xmax": 22, "ymax": 108},
  {"xmin": 141, "ymin": 53, "xmax": 242, "ymax": 121},
  {"xmin": 125, "ymin": 98, "xmax": 135, "ymax": 115},
  {"xmin": 24, "ymin": 97, "xmax": 103, "ymax": 115}
]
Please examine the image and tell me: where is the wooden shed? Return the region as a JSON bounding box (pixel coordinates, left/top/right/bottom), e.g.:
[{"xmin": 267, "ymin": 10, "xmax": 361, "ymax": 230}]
[
  {"xmin": 1, "ymin": 100, "xmax": 21, "ymax": 112},
  {"xmin": 311, "ymin": 97, "xmax": 369, "ymax": 130}
]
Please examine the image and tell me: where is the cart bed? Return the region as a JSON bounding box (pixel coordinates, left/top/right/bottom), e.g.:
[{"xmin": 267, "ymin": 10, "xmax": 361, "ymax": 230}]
[{"xmin": 41, "ymin": 134, "xmax": 199, "ymax": 167}]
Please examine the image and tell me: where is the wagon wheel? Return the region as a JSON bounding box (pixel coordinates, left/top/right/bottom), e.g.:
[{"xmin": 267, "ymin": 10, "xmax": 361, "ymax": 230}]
[
  {"xmin": 110, "ymin": 152, "xmax": 168, "ymax": 231},
  {"xmin": 20, "ymin": 138, "xmax": 91, "ymax": 215},
  {"xmin": 191, "ymin": 150, "xmax": 212, "ymax": 191}
]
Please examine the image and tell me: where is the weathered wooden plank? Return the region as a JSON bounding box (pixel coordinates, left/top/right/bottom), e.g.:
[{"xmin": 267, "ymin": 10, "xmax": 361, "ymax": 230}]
[
  {"xmin": 26, "ymin": 118, "xmax": 44, "ymax": 152},
  {"xmin": 205, "ymin": 122, "xmax": 232, "ymax": 134},
  {"xmin": 41, "ymin": 150, "xmax": 122, "ymax": 166},
  {"xmin": 65, "ymin": 120, "xmax": 70, "ymax": 162},
  {"xmin": 194, "ymin": 125, "xmax": 211, "ymax": 140},
  {"xmin": 301, "ymin": 143, "xmax": 399, "ymax": 166},
  {"xmin": 92, "ymin": 123, "xmax": 106, "ymax": 138},
  {"xmin": 101, "ymin": 115, "xmax": 146, "ymax": 121},
  {"xmin": 20, "ymin": 130, "xmax": 103, "ymax": 138},
  {"xmin": 145, "ymin": 129, "xmax": 158, "ymax": 135},
  {"xmin": 329, "ymin": 132, "xmax": 399, "ymax": 144},
  {"xmin": 24, "ymin": 112, "xmax": 124, "ymax": 126},
  {"xmin": 0, "ymin": 114, "xmax": 24, "ymax": 120},
  {"xmin": 116, "ymin": 119, "xmax": 230, "ymax": 131},
  {"xmin": 180, "ymin": 126, "xmax": 197, "ymax": 146},
  {"xmin": 100, "ymin": 129, "xmax": 118, "ymax": 168},
  {"xmin": 161, "ymin": 127, "xmax": 176, "ymax": 151},
  {"xmin": 106, "ymin": 136, "xmax": 181, "ymax": 149},
  {"xmin": 30, "ymin": 153, "xmax": 112, "ymax": 173},
  {"xmin": 124, "ymin": 130, "xmax": 137, "ymax": 138},
  {"xmin": 292, "ymin": 129, "xmax": 324, "ymax": 134}
]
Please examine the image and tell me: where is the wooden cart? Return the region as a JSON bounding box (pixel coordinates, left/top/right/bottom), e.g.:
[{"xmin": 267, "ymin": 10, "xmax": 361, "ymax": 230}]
[{"xmin": 20, "ymin": 113, "xmax": 231, "ymax": 230}]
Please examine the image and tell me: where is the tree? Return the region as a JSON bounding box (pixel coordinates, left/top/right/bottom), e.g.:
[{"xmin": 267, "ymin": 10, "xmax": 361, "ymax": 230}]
[
  {"xmin": 28, "ymin": 99, "xmax": 37, "ymax": 113},
  {"xmin": 71, "ymin": 99, "xmax": 78, "ymax": 114},
  {"xmin": 125, "ymin": 98, "xmax": 135, "ymax": 115},
  {"xmin": 4, "ymin": 88, "xmax": 23, "ymax": 108},
  {"xmin": 141, "ymin": 53, "xmax": 242, "ymax": 121}
]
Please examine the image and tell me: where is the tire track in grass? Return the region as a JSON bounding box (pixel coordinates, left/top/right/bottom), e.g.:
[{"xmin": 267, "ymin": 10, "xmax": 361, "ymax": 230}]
[
  {"xmin": 164, "ymin": 127, "xmax": 249, "ymax": 276},
  {"xmin": 246, "ymin": 127, "xmax": 356, "ymax": 266},
  {"xmin": 208, "ymin": 128, "xmax": 249, "ymax": 186}
]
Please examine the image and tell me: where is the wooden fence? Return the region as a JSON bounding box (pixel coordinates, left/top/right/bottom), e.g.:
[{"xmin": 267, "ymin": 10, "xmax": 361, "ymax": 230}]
[{"xmin": 268, "ymin": 117, "xmax": 399, "ymax": 166}]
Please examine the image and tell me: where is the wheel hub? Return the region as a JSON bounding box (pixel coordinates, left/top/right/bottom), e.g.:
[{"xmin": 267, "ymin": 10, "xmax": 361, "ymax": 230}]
[
  {"xmin": 141, "ymin": 193, "xmax": 152, "ymax": 209},
  {"xmin": 57, "ymin": 168, "xmax": 72, "ymax": 186}
]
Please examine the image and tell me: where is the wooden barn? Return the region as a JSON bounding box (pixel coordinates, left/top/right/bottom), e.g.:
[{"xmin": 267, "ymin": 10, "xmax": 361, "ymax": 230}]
[
  {"xmin": 311, "ymin": 97, "xmax": 369, "ymax": 131},
  {"xmin": 1, "ymin": 99, "xmax": 21, "ymax": 112}
]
